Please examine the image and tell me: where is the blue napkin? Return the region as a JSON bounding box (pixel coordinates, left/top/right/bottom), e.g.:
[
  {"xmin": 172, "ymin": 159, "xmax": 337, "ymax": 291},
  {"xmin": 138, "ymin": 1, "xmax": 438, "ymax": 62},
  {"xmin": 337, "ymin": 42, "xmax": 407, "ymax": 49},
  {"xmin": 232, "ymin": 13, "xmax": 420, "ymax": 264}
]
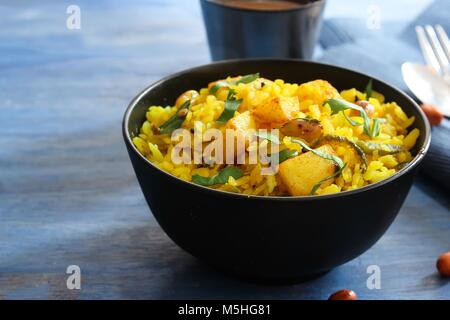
[{"xmin": 318, "ymin": 0, "xmax": 450, "ymax": 190}]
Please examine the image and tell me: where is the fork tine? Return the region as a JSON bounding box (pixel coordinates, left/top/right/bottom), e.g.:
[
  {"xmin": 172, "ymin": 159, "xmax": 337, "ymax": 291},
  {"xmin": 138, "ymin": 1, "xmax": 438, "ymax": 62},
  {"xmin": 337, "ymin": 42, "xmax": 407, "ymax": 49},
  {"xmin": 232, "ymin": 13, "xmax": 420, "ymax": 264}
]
[
  {"xmin": 435, "ymin": 25, "xmax": 450, "ymax": 63},
  {"xmin": 425, "ymin": 25, "xmax": 449, "ymax": 75},
  {"xmin": 416, "ymin": 26, "xmax": 441, "ymax": 73}
]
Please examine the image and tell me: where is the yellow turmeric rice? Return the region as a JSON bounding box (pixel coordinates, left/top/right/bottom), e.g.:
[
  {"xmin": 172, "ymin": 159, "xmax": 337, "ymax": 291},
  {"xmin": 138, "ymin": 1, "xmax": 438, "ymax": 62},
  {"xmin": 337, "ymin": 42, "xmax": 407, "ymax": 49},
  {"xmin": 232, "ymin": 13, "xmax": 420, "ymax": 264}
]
[{"xmin": 132, "ymin": 75, "xmax": 420, "ymax": 196}]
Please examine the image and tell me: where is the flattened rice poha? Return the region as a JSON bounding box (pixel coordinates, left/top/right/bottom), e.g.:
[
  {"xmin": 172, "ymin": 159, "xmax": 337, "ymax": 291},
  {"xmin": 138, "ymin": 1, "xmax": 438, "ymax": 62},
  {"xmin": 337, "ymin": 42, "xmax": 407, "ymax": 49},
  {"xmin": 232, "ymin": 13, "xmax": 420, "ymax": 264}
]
[{"xmin": 133, "ymin": 74, "xmax": 420, "ymax": 196}]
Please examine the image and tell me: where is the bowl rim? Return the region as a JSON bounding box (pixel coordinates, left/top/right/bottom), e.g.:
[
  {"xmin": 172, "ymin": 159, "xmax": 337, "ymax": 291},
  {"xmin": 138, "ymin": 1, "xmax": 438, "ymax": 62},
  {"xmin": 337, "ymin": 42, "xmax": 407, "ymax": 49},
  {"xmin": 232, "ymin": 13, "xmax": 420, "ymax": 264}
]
[
  {"xmin": 123, "ymin": 58, "xmax": 431, "ymax": 202},
  {"xmin": 201, "ymin": 0, "xmax": 326, "ymax": 14}
]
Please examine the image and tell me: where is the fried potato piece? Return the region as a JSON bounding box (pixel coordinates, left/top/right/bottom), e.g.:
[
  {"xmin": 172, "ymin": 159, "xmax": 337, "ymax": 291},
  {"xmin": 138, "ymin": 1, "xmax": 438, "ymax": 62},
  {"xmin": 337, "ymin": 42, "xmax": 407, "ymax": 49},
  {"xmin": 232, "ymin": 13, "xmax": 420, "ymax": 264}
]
[
  {"xmin": 279, "ymin": 145, "xmax": 337, "ymax": 196},
  {"xmin": 226, "ymin": 110, "xmax": 257, "ymax": 133},
  {"xmin": 225, "ymin": 111, "xmax": 257, "ymax": 158},
  {"xmin": 252, "ymin": 96, "xmax": 300, "ymax": 127},
  {"xmin": 297, "ymin": 80, "xmax": 340, "ymax": 108}
]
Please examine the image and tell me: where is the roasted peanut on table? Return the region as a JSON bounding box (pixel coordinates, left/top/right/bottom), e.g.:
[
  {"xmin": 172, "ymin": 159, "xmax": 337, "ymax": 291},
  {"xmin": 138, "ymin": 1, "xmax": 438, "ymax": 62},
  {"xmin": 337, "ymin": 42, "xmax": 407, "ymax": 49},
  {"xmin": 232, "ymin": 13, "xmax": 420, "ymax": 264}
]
[
  {"xmin": 421, "ymin": 103, "xmax": 443, "ymax": 126},
  {"xmin": 436, "ymin": 251, "xmax": 450, "ymax": 277},
  {"xmin": 328, "ymin": 289, "xmax": 358, "ymax": 300}
]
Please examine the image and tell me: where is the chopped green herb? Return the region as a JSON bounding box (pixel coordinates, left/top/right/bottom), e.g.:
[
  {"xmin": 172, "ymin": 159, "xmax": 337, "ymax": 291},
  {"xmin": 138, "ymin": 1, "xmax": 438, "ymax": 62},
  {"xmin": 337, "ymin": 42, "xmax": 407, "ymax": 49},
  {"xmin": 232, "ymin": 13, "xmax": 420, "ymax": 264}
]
[
  {"xmin": 326, "ymin": 98, "xmax": 358, "ymax": 114},
  {"xmin": 270, "ymin": 149, "xmax": 298, "ymax": 165},
  {"xmin": 325, "ymin": 98, "xmax": 383, "ymax": 138},
  {"xmin": 209, "ymin": 73, "xmax": 260, "ymax": 95},
  {"xmin": 343, "ymin": 112, "xmax": 363, "ymax": 126},
  {"xmin": 209, "ymin": 81, "xmax": 229, "ymax": 95},
  {"xmin": 216, "ymin": 89, "xmax": 242, "ymax": 124},
  {"xmin": 291, "ymin": 139, "xmax": 345, "ymax": 169},
  {"xmin": 356, "ymin": 140, "xmax": 405, "ymax": 155},
  {"xmin": 235, "ymin": 73, "xmax": 260, "ymax": 85},
  {"xmin": 310, "ymin": 163, "xmax": 347, "ymax": 195},
  {"xmin": 364, "ymin": 79, "xmax": 373, "ymax": 98},
  {"xmin": 192, "ymin": 166, "xmax": 244, "ymax": 186},
  {"xmin": 227, "ymin": 89, "xmax": 236, "ymax": 98},
  {"xmin": 326, "ymin": 98, "xmax": 371, "ymax": 136},
  {"xmin": 314, "ymin": 135, "xmax": 368, "ymax": 171},
  {"xmin": 159, "ymin": 100, "xmax": 191, "ymax": 135},
  {"xmin": 370, "ymin": 118, "xmax": 386, "ymax": 137}
]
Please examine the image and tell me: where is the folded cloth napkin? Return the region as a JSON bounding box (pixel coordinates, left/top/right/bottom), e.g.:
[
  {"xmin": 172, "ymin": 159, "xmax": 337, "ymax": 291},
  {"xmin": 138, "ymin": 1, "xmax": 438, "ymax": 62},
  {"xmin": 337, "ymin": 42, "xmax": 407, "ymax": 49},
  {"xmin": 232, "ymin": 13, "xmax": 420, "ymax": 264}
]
[{"xmin": 318, "ymin": 0, "xmax": 450, "ymax": 190}]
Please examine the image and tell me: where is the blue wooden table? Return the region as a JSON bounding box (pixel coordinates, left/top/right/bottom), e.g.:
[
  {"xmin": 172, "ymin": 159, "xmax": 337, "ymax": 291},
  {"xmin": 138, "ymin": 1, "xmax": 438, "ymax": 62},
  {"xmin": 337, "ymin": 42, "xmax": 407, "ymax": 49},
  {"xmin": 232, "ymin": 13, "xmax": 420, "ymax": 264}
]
[{"xmin": 0, "ymin": 0, "xmax": 449, "ymax": 300}]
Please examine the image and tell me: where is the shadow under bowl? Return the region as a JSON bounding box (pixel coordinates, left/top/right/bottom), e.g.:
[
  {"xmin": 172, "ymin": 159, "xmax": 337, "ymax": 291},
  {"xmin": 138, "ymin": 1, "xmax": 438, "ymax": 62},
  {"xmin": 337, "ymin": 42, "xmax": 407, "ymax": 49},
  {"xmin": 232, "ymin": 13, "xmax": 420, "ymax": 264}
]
[{"xmin": 123, "ymin": 59, "xmax": 431, "ymax": 283}]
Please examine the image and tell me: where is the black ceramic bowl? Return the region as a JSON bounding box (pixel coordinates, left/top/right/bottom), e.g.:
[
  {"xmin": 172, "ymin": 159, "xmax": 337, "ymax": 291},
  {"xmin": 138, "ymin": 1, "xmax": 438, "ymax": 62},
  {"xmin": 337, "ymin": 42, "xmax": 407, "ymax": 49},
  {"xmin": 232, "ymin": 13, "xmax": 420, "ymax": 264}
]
[{"xmin": 123, "ymin": 59, "xmax": 430, "ymax": 282}]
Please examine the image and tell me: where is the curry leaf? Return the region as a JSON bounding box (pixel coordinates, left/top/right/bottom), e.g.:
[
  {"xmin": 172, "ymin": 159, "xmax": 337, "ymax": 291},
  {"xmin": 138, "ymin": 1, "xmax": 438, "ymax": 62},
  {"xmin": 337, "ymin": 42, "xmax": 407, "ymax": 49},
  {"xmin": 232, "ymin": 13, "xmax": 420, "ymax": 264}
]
[
  {"xmin": 226, "ymin": 88, "xmax": 237, "ymax": 100},
  {"xmin": 235, "ymin": 73, "xmax": 260, "ymax": 85},
  {"xmin": 325, "ymin": 98, "xmax": 382, "ymax": 137},
  {"xmin": 216, "ymin": 89, "xmax": 242, "ymax": 124},
  {"xmin": 209, "ymin": 81, "xmax": 229, "ymax": 95},
  {"xmin": 192, "ymin": 166, "xmax": 244, "ymax": 186},
  {"xmin": 209, "ymin": 73, "xmax": 260, "ymax": 95},
  {"xmin": 370, "ymin": 118, "xmax": 386, "ymax": 138},
  {"xmin": 326, "ymin": 98, "xmax": 358, "ymax": 114},
  {"xmin": 310, "ymin": 163, "xmax": 347, "ymax": 195},
  {"xmin": 365, "ymin": 79, "xmax": 373, "ymax": 98},
  {"xmin": 159, "ymin": 100, "xmax": 190, "ymax": 135},
  {"xmin": 216, "ymin": 100, "xmax": 241, "ymax": 124},
  {"xmin": 330, "ymin": 81, "xmax": 381, "ymax": 138},
  {"xmin": 356, "ymin": 140, "xmax": 404, "ymax": 155},
  {"xmin": 291, "ymin": 139, "xmax": 345, "ymax": 169},
  {"xmin": 270, "ymin": 149, "xmax": 298, "ymax": 165},
  {"xmin": 343, "ymin": 112, "xmax": 363, "ymax": 126}
]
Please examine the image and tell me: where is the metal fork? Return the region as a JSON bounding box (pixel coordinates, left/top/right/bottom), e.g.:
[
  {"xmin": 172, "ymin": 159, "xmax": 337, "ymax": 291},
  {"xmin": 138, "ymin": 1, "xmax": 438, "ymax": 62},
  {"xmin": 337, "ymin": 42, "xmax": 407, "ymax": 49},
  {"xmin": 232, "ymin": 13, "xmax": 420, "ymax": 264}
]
[{"xmin": 416, "ymin": 25, "xmax": 450, "ymax": 83}]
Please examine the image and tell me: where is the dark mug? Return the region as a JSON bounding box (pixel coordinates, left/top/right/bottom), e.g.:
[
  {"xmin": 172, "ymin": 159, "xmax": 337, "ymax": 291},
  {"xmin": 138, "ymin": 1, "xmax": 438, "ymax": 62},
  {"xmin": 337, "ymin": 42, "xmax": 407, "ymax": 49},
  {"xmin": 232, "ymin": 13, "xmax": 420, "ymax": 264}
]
[{"xmin": 200, "ymin": 0, "xmax": 326, "ymax": 61}]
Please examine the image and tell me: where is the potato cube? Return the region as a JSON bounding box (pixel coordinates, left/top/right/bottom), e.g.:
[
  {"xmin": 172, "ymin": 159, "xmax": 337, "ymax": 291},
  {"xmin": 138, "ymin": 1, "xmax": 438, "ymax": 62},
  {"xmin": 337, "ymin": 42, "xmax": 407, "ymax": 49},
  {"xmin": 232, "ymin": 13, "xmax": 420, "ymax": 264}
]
[
  {"xmin": 279, "ymin": 145, "xmax": 337, "ymax": 196},
  {"xmin": 226, "ymin": 111, "xmax": 257, "ymax": 159},
  {"xmin": 297, "ymin": 80, "xmax": 340, "ymax": 108},
  {"xmin": 226, "ymin": 110, "xmax": 257, "ymax": 134},
  {"xmin": 252, "ymin": 96, "xmax": 300, "ymax": 126}
]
